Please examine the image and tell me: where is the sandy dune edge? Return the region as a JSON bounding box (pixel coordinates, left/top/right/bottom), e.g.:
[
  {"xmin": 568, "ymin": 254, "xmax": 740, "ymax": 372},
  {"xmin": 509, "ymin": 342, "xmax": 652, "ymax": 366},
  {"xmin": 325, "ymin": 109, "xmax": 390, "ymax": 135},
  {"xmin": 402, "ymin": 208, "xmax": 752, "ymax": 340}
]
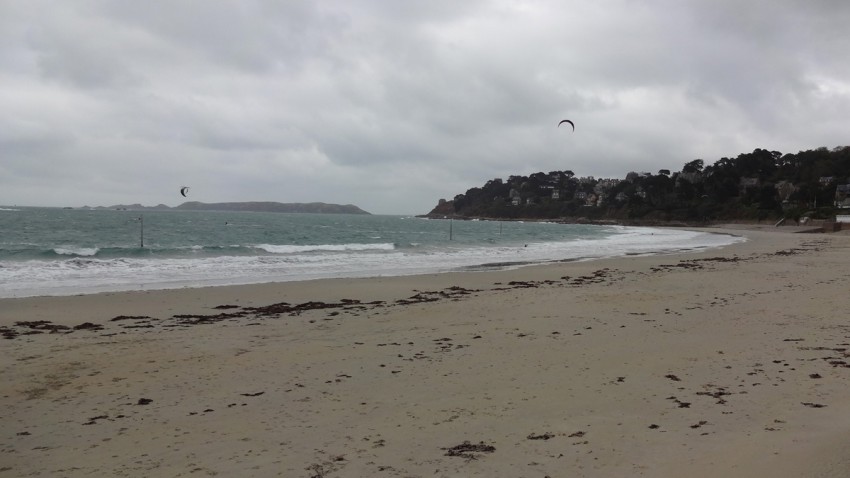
[{"xmin": 2, "ymin": 228, "xmax": 850, "ymax": 477}]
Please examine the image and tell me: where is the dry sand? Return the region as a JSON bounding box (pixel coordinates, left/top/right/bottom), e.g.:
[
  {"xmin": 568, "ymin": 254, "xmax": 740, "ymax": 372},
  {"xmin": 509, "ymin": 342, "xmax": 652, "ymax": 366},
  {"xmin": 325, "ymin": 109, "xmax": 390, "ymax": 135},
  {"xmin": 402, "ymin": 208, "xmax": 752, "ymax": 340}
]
[{"xmin": 2, "ymin": 227, "xmax": 850, "ymax": 477}]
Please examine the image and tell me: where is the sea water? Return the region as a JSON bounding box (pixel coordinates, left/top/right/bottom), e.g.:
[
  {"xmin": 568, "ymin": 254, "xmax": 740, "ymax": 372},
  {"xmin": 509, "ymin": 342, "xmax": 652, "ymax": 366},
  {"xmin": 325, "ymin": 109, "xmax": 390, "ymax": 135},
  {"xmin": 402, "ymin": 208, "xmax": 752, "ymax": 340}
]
[{"xmin": 0, "ymin": 207, "xmax": 743, "ymax": 298}]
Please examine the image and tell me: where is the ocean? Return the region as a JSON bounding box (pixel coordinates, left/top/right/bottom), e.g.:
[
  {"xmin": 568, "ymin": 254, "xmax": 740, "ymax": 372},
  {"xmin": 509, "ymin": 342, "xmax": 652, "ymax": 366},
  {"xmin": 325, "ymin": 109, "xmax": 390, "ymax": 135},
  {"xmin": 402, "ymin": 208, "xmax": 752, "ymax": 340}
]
[{"xmin": 0, "ymin": 207, "xmax": 743, "ymax": 298}]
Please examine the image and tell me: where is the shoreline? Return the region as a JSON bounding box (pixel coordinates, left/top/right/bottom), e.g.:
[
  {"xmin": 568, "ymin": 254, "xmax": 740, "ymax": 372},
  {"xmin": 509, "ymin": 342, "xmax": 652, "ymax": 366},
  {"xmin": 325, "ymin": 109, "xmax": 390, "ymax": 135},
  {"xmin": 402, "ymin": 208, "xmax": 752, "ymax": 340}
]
[
  {"xmin": 0, "ymin": 226, "xmax": 743, "ymax": 323},
  {"xmin": 0, "ymin": 224, "xmax": 740, "ymax": 301},
  {"xmin": 0, "ymin": 223, "xmax": 735, "ymax": 299},
  {"xmin": 3, "ymin": 227, "xmax": 850, "ymax": 476}
]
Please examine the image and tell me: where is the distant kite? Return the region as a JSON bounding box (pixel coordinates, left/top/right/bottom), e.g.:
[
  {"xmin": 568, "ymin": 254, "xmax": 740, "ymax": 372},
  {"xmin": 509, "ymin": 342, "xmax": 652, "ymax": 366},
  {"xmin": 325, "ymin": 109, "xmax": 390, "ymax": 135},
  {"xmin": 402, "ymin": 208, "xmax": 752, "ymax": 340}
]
[
  {"xmin": 180, "ymin": 186, "xmax": 190, "ymax": 197},
  {"xmin": 558, "ymin": 119, "xmax": 575, "ymax": 132}
]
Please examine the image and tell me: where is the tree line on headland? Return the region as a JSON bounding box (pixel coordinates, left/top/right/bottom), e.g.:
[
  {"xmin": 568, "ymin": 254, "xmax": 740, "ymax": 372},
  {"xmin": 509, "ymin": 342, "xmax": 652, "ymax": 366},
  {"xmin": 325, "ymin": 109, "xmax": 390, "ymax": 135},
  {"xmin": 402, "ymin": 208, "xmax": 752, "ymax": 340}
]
[{"xmin": 425, "ymin": 146, "xmax": 850, "ymax": 224}]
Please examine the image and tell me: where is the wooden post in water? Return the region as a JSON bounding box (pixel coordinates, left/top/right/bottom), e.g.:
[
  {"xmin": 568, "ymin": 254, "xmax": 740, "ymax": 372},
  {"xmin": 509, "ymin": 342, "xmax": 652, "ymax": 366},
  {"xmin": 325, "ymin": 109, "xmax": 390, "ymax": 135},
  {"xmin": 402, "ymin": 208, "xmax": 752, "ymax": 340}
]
[
  {"xmin": 449, "ymin": 218, "xmax": 453, "ymax": 240},
  {"xmin": 139, "ymin": 215, "xmax": 144, "ymax": 248}
]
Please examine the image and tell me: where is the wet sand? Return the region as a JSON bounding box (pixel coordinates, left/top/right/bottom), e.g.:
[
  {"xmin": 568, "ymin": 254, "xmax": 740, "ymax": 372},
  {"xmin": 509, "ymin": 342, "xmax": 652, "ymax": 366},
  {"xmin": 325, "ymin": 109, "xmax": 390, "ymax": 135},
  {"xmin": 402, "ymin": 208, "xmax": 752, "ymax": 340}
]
[{"xmin": 2, "ymin": 227, "xmax": 850, "ymax": 477}]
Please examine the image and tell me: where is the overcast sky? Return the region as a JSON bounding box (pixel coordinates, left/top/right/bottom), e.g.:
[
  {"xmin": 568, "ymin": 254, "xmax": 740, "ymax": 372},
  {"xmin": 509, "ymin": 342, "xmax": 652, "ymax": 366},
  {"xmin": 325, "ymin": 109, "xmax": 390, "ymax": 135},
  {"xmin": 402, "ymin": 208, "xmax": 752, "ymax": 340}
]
[{"xmin": 2, "ymin": 1, "xmax": 849, "ymax": 214}]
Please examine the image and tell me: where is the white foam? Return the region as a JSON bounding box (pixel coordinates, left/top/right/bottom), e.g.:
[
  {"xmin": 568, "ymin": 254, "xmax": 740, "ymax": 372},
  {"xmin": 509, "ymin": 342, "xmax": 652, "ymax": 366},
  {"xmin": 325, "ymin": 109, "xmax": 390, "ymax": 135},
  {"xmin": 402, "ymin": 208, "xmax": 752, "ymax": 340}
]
[
  {"xmin": 53, "ymin": 247, "xmax": 100, "ymax": 257},
  {"xmin": 253, "ymin": 243, "xmax": 395, "ymax": 254}
]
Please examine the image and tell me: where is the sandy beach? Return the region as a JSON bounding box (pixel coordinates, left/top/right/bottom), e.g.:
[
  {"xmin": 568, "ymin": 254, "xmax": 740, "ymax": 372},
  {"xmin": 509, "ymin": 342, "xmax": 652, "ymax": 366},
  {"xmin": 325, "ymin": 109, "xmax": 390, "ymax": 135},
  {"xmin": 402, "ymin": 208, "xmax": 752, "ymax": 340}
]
[{"xmin": 2, "ymin": 226, "xmax": 850, "ymax": 477}]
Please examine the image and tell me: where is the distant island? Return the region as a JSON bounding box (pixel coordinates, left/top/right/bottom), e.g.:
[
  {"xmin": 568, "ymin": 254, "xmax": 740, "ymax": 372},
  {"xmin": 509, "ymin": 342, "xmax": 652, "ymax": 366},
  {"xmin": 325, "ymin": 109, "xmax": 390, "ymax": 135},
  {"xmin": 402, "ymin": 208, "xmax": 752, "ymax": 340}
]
[{"xmin": 85, "ymin": 201, "xmax": 371, "ymax": 215}]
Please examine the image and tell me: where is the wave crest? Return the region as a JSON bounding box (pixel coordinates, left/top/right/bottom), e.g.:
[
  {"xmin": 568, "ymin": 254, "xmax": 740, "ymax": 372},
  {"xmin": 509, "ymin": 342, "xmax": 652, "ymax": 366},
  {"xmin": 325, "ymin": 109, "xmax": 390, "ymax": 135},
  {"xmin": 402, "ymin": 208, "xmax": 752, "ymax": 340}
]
[
  {"xmin": 253, "ymin": 243, "xmax": 395, "ymax": 254},
  {"xmin": 53, "ymin": 247, "xmax": 100, "ymax": 257}
]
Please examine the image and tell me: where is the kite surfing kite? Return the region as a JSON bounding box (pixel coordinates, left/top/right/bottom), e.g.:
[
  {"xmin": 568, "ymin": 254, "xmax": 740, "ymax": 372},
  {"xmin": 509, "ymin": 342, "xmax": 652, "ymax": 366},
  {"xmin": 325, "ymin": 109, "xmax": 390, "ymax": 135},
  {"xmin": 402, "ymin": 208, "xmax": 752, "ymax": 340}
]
[
  {"xmin": 558, "ymin": 119, "xmax": 575, "ymax": 131},
  {"xmin": 180, "ymin": 186, "xmax": 190, "ymax": 197}
]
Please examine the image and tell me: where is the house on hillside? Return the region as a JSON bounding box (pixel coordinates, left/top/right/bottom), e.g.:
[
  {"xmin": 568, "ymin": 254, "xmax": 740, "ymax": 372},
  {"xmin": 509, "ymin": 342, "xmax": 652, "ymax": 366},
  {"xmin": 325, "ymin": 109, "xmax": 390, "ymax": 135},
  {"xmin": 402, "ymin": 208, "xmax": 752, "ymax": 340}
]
[
  {"xmin": 594, "ymin": 178, "xmax": 621, "ymax": 192},
  {"xmin": 509, "ymin": 188, "xmax": 521, "ymax": 206},
  {"xmin": 775, "ymin": 181, "xmax": 797, "ymax": 203},
  {"xmin": 739, "ymin": 177, "xmax": 760, "ymax": 194},
  {"xmin": 836, "ymin": 184, "xmax": 850, "ymax": 208}
]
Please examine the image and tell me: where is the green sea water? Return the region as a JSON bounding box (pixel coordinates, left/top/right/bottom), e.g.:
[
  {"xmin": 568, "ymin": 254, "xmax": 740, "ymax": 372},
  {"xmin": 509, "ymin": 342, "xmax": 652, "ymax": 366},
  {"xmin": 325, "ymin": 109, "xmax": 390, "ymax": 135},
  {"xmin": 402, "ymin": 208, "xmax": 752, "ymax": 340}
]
[{"xmin": 0, "ymin": 207, "xmax": 742, "ymax": 297}]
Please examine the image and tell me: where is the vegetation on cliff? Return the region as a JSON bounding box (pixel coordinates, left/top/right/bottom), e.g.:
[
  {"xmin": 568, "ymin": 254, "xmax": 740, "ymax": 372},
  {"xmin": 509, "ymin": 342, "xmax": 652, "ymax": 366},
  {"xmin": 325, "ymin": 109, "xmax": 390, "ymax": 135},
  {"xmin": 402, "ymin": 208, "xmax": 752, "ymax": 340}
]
[{"xmin": 427, "ymin": 146, "xmax": 850, "ymax": 223}]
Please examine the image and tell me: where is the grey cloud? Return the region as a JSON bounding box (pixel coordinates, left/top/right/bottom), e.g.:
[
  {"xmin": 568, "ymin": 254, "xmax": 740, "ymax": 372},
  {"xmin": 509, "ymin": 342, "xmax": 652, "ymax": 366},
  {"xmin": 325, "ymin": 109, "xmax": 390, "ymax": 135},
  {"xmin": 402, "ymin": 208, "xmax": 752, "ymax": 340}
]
[
  {"xmin": 101, "ymin": 1, "xmax": 348, "ymax": 74},
  {"xmin": 1, "ymin": 1, "xmax": 849, "ymax": 214}
]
